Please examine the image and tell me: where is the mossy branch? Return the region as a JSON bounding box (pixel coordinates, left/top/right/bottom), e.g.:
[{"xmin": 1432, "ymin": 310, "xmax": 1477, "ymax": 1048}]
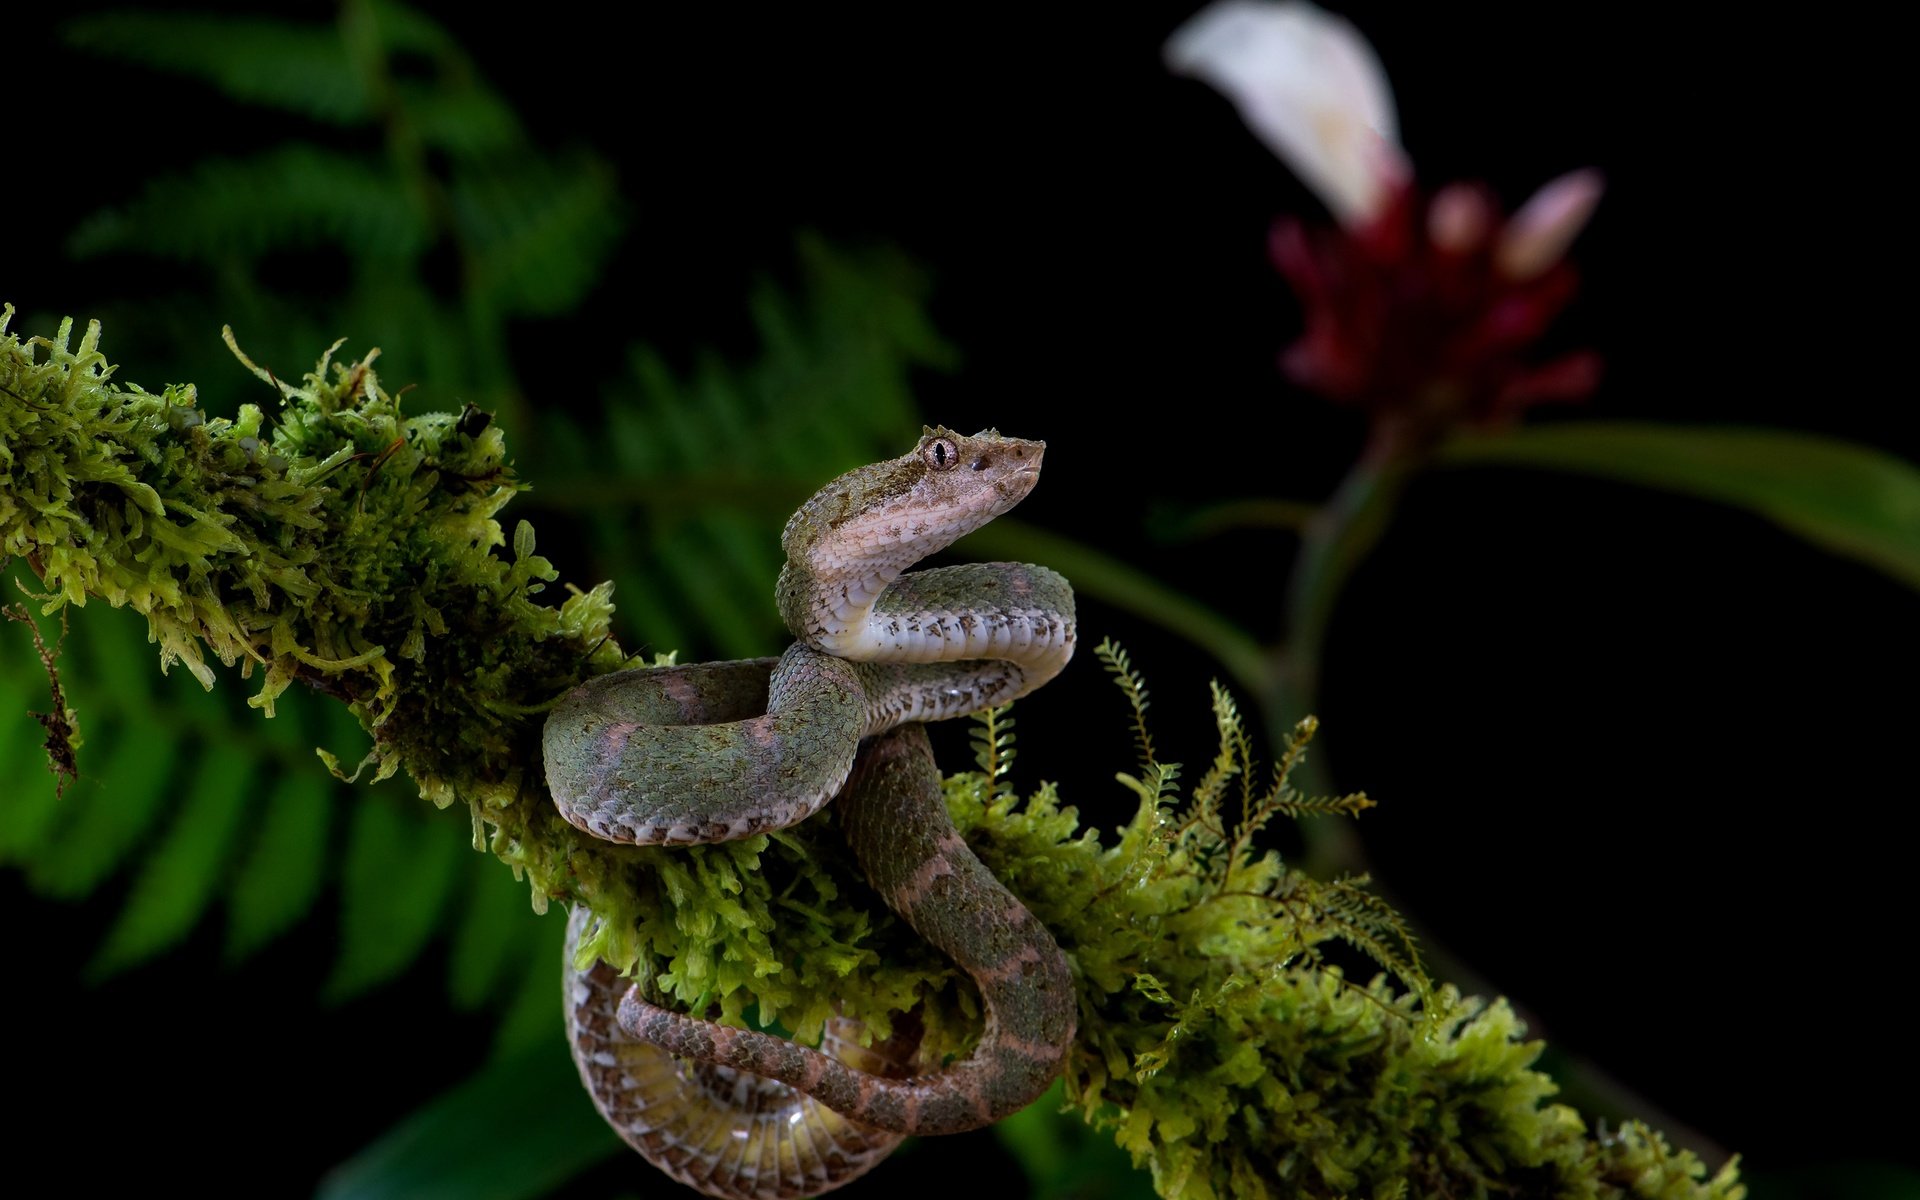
[{"xmin": 1, "ymin": 310, "xmax": 1741, "ymax": 1199}]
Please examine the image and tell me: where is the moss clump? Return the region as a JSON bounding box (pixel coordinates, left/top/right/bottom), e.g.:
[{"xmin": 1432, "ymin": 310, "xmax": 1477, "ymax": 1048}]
[
  {"xmin": 0, "ymin": 308, "xmax": 950, "ymax": 1047},
  {"xmin": 944, "ymin": 648, "xmax": 1743, "ymax": 1199},
  {"xmin": 2, "ymin": 311, "xmax": 1741, "ymax": 1198}
]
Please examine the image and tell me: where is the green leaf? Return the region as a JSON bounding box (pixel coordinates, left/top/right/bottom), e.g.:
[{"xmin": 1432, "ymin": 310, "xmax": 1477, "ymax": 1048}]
[
  {"xmin": 539, "ymin": 238, "xmax": 955, "ymax": 658},
  {"xmin": 490, "ymin": 913, "xmax": 568, "ymax": 1055},
  {"xmin": 0, "ymin": 689, "xmax": 61, "ymax": 862},
  {"xmin": 447, "ymin": 853, "xmax": 537, "ymax": 1011},
  {"xmin": 90, "ymin": 748, "xmax": 256, "ymax": 977},
  {"xmin": 27, "ymin": 715, "xmax": 177, "ymax": 897},
  {"xmin": 70, "ymin": 147, "xmax": 428, "ymax": 263},
  {"xmin": 399, "ymin": 85, "xmax": 523, "ymax": 158},
  {"xmin": 316, "ymin": 1036, "xmax": 619, "ymax": 1200},
  {"xmin": 327, "ymin": 795, "xmax": 467, "ymax": 1001},
  {"xmin": 64, "ymin": 13, "xmax": 370, "ymax": 124},
  {"xmin": 454, "ymin": 161, "xmax": 627, "ymax": 316},
  {"xmin": 1440, "ymin": 423, "xmax": 1920, "ymax": 592},
  {"xmin": 226, "ymin": 773, "xmax": 333, "ymax": 962},
  {"xmin": 996, "ymin": 1083, "xmax": 1159, "ymax": 1200}
]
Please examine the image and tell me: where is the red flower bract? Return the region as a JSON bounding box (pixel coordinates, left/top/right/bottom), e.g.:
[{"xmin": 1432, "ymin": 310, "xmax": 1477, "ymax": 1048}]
[{"xmin": 1272, "ymin": 180, "xmax": 1602, "ymax": 436}]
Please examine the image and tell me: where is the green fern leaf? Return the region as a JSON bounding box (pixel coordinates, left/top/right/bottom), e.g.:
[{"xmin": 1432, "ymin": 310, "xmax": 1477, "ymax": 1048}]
[
  {"xmin": 89, "ymin": 748, "xmax": 256, "ymax": 978},
  {"xmin": 21, "ymin": 603, "xmax": 189, "ymax": 894},
  {"xmin": 653, "ymin": 518, "xmax": 772, "ymax": 659},
  {"xmin": 26, "ymin": 717, "xmax": 178, "ymax": 898},
  {"xmin": 70, "ymin": 147, "xmax": 428, "ymax": 263},
  {"xmin": 327, "ymin": 794, "xmax": 468, "ymax": 1001},
  {"xmin": 454, "ymin": 161, "xmax": 627, "ymax": 316},
  {"xmin": 63, "ymin": 13, "xmax": 370, "ymax": 125},
  {"xmin": 400, "ymin": 86, "xmax": 524, "ymax": 159},
  {"xmin": 0, "ymin": 691, "xmax": 61, "ymax": 861},
  {"xmin": 491, "ymin": 913, "xmax": 570, "ymax": 1054},
  {"xmin": 355, "ymin": 0, "xmax": 463, "ymax": 59},
  {"xmin": 225, "ymin": 772, "xmax": 333, "ymax": 962},
  {"xmin": 448, "ymin": 852, "xmax": 540, "ymax": 1011},
  {"xmin": 547, "ymin": 237, "xmax": 952, "ymax": 657}
]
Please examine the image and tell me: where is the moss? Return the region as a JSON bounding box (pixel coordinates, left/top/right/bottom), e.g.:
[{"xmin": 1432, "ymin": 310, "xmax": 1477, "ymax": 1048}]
[
  {"xmin": 946, "ymin": 654, "xmax": 1743, "ymax": 1199},
  {"xmin": 0, "ymin": 308, "xmax": 950, "ymax": 1042},
  {"xmin": 1, "ymin": 310, "xmax": 1742, "ymax": 1198}
]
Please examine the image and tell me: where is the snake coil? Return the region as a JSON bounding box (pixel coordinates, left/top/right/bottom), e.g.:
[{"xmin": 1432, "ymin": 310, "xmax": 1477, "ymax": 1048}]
[{"xmin": 545, "ymin": 427, "xmax": 1078, "ymax": 1198}]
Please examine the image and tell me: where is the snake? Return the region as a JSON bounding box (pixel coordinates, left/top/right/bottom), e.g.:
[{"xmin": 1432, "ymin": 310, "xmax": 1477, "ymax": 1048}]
[{"xmin": 544, "ymin": 427, "xmax": 1079, "ymax": 1198}]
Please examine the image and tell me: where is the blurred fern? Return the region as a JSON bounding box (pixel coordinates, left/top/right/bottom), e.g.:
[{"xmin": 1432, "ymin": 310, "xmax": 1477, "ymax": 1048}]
[
  {"xmin": 540, "ymin": 234, "xmax": 959, "ymax": 659},
  {"xmin": 63, "ymin": 0, "xmax": 622, "ymax": 430},
  {"xmin": 0, "ymin": 564, "xmax": 556, "ymax": 1047},
  {"xmin": 20, "ymin": 0, "xmax": 956, "ymax": 1038},
  {"xmin": 1, "ymin": 252, "xmax": 952, "ymax": 1041}
]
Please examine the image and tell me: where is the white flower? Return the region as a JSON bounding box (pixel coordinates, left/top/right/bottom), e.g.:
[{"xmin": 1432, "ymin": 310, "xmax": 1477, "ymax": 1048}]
[{"xmin": 1165, "ymin": 0, "xmax": 1409, "ymax": 226}]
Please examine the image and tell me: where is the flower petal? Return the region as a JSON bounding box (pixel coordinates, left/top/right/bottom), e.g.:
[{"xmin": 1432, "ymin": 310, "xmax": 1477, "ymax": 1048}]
[
  {"xmin": 1166, "ymin": 0, "xmax": 1408, "ymax": 226},
  {"xmin": 1495, "ymin": 168, "xmax": 1605, "ymax": 280}
]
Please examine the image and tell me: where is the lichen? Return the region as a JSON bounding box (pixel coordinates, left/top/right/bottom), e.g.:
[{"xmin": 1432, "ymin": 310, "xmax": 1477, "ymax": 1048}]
[{"xmin": 1, "ymin": 309, "xmax": 1742, "ymax": 1198}]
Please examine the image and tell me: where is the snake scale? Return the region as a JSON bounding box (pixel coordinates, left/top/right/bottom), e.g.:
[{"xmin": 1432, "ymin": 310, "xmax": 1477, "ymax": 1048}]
[{"xmin": 544, "ymin": 427, "xmax": 1079, "ymax": 1198}]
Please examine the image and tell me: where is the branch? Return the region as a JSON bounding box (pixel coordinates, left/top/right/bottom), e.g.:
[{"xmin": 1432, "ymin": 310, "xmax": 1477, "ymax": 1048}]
[{"xmin": 0, "ymin": 309, "xmax": 1742, "ymax": 1199}]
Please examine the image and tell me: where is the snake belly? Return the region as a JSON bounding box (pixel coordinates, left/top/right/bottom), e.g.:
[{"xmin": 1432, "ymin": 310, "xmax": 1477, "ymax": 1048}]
[
  {"xmin": 545, "ymin": 427, "xmax": 1078, "ymax": 1197},
  {"xmin": 565, "ymin": 906, "xmax": 917, "ymax": 1200}
]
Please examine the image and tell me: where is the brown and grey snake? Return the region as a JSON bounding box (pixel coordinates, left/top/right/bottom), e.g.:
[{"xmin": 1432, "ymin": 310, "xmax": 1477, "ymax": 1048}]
[{"xmin": 543, "ymin": 427, "xmax": 1079, "ymax": 1198}]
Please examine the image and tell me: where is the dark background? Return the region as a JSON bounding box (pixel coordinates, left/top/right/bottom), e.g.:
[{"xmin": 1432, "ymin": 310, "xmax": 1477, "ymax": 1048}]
[{"xmin": 4, "ymin": 3, "xmax": 1909, "ymax": 1196}]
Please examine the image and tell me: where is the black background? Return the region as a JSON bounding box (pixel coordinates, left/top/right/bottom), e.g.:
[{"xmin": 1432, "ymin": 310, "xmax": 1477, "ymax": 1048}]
[{"xmin": 4, "ymin": 3, "xmax": 1910, "ymax": 1196}]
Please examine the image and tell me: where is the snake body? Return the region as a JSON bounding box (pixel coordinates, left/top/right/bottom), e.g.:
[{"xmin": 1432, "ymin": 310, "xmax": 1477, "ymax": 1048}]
[
  {"xmin": 545, "ymin": 427, "xmax": 1078, "ymax": 1198},
  {"xmin": 565, "ymin": 903, "xmax": 918, "ymax": 1199}
]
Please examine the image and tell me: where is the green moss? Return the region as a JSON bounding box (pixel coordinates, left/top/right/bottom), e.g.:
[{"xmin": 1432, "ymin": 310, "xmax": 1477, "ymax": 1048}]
[
  {"xmin": 945, "ymin": 647, "xmax": 1743, "ymax": 1199},
  {"xmin": 1, "ymin": 310, "xmax": 1742, "ymax": 1198},
  {"xmin": 0, "ymin": 308, "xmax": 948, "ymax": 1044}
]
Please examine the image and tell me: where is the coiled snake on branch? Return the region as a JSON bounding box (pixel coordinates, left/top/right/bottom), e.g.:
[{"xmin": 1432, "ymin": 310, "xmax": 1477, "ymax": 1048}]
[{"xmin": 543, "ymin": 427, "xmax": 1079, "ymax": 1198}]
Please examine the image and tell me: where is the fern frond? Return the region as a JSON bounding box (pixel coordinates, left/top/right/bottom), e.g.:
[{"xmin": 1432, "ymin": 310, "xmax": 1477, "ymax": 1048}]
[
  {"xmin": 328, "ymin": 791, "xmax": 470, "ymax": 1001},
  {"xmin": 0, "ymin": 566, "xmax": 539, "ymax": 1015},
  {"xmin": 70, "ymin": 147, "xmax": 428, "ymax": 263},
  {"xmin": 401, "ymin": 86, "xmax": 524, "ymax": 159},
  {"xmin": 226, "ymin": 773, "xmax": 331, "ymax": 962},
  {"xmin": 63, "ymin": 13, "xmax": 369, "ymax": 124},
  {"xmin": 545, "ymin": 236, "xmax": 956, "ymax": 658},
  {"xmin": 58, "ymin": 0, "xmax": 613, "ymax": 440},
  {"xmin": 88, "ymin": 745, "xmax": 255, "ymax": 979},
  {"xmin": 453, "ymin": 159, "xmax": 627, "ymax": 316}
]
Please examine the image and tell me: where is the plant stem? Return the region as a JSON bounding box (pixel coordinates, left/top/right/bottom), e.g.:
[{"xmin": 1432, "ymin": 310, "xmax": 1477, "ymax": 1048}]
[{"xmin": 1267, "ymin": 420, "xmax": 1421, "ymax": 872}]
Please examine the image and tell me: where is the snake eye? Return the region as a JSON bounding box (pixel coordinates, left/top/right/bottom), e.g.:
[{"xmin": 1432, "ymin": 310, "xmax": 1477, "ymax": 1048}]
[{"xmin": 923, "ymin": 436, "xmax": 959, "ymax": 471}]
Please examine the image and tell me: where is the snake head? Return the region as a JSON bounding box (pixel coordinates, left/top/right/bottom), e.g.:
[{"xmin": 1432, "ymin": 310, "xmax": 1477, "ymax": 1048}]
[
  {"xmin": 782, "ymin": 426, "xmax": 1045, "ymax": 574},
  {"xmin": 913, "ymin": 424, "xmax": 1044, "ymax": 514}
]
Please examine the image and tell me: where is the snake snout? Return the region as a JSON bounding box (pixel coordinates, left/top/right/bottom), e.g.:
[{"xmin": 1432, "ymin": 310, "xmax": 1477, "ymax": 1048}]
[{"xmin": 969, "ymin": 441, "xmax": 1041, "ymax": 473}]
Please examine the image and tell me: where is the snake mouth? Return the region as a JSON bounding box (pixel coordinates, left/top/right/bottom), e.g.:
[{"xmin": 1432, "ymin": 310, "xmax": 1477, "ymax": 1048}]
[
  {"xmin": 1002, "ymin": 457, "xmax": 1042, "ymax": 497},
  {"xmin": 1009, "ymin": 442, "xmax": 1044, "ymax": 475}
]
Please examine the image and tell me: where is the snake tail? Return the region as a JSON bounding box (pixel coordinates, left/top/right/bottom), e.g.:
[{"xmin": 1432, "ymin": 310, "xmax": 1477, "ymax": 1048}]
[
  {"xmin": 617, "ymin": 723, "xmax": 1077, "ymax": 1135},
  {"xmin": 566, "ymin": 907, "xmax": 917, "ymax": 1200}
]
